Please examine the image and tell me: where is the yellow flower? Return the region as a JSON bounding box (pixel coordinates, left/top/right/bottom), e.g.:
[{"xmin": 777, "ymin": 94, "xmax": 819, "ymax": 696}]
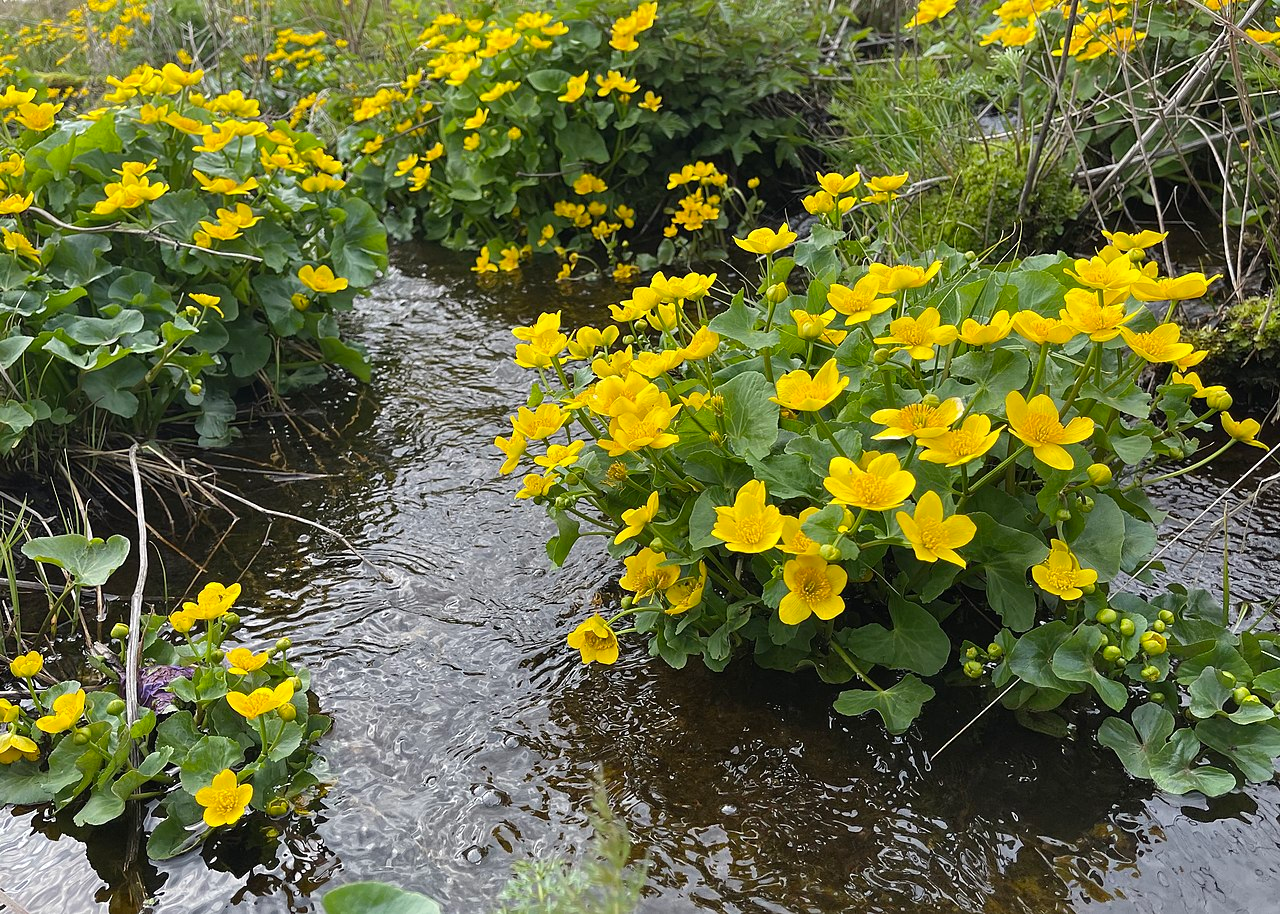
[
  {"xmin": 463, "ymin": 133, "xmax": 481, "ymax": 151},
  {"xmin": 712, "ymin": 480, "xmax": 784, "ymax": 553},
  {"xmin": 734, "ymin": 223, "xmax": 797, "ymax": 255},
  {"xmin": 493, "ymin": 431, "xmax": 526, "ymax": 474},
  {"xmin": 802, "ymin": 190, "xmax": 855, "ymax": 216},
  {"xmin": 1012, "ymin": 310, "xmax": 1077, "ymax": 346},
  {"xmin": 824, "ymin": 452, "xmax": 915, "ymax": 511},
  {"xmin": 226, "ymin": 681, "xmax": 294, "ymax": 719},
  {"xmin": 1031, "ymin": 539, "xmax": 1097, "ymax": 600},
  {"xmin": 959, "ymin": 310, "xmax": 1015, "ymax": 345},
  {"xmin": 480, "ymin": 80, "xmax": 520, "ymax": 102},
  {"xmin": 870, "ymin": 397, "xmax": 963, "ymax": 440},
  {"xmin": 779, "ymin": 507, "xmax": 822, "ymax": 556},
  {"xmin": 182, "ymin": 581, "xmax": 242, "ymax": 620},
  {"xmin": 619, "ymin": 546, "xmax": 681, "ymax": 599},
  {"xmin": 867, "ymin": 260, "xmax": 940, "ymax": 291},
  {"xmin": 779, "ymin": 555, "xmax": 848, "ymax": 624},
  {"xmin": 1101, "ymin": 229, "xmax": 1167, "ymax": 252},
  {"xmin": 679, "ymin": 326, "xmax": 720, "ymax": 361},
  {"xmin": 1222, "ymin": 412, "xmax": 1266, "ymax": 449},
  {"xmin": 515, "ymin": 472, "xmax": 556, "ymax": 499},
  {"xmin": 572, "ymin": 173, "xmax": 607, "ymax": 195},
  {"xmin": 13, "ymin": 101, "xmax": 61, "ymax": 130},
  {"xmin": 195, "ymin": 768, "xmax": 254, "ymax": 827},
  {"xmin": 0, "ymin": 192, "xmax": 34, "ymax": 214},
  {"xmin": 771, "ymin": 358, "xmax": 849, "ymax": 411},
  {"xmin": 226, "ymin": 648, "xmax": 269, "ymax": 675},
  {"xmin": 511, "ymin": 403, "xmax": 568, "ymax": 439},
  {"xmin": 1005, "ymin": 391, "xmax": 1094, "ymax": 470},
  {"xmin": 1064, "ymin": 255, "xmax": 1141, "ymax": 302},
  {"xmin": 615, "ymin": 491, "xmax": 659, "ymax": 544},
  {"xmin": 567, "ymin": 614, "xmax": 619, "ymax": 664},
  {"xmin": 905, "ymin": 0, "xmax": 957, "ymax": 28},
  {"xmin": 558, "ymin": 70, "xmax": 589, "ymax": 103},
  {"xmin": 188, "ymin": 293, "xmax": 224, "ymax": 315},
  {"xmin": 9, "ymin": 651, "xmax": 42, "ymax": 679},
  {"xmin": 0, "ymin": 699, "xmax": 17, "ymax": 724},
  {"xmin": 595, "ymin": 70, "xmax": 640, "ymax": 96},
  {"xmin": 1, "ymin": 227, "xmax": 38, "ymax": 262},
  {"xmin": 600, "ymin": 398, "xmax": 681, "ymax": 455},
  {"xmin": 298, "ymin": 264, "xmax": 349, "ymax": 294},
  {"xmin": 638, "ymin": 91, "xmax": 662, "ymax": 111},
  {"xmin": 665, "ymin": 563, "xmax": 707, "ymax": 615},
  {"xmin": 827, "ymin": 274, "xmax": 895, "ymax": 323},
  {"xmin": 1130, "ymin": 272, "xmax": 1221, "ymax": 302},
  {"xmin": 169, "ymin": 609, "xmax": 196, "ymax": 633},
  {"xmin": 896, "ymin": 491, "xmax": 976, "ymax": 567},
  {"xmin": 36, "ymin": 689, "xmax": 86, "ymax": 734},
  {"xmin": 463, "ymin": 106, "xmax": 489, "ymax": 129},
  {"xmin": 1119, "ymin": 323, "xmax": 1195, "ymax": 364},
  {"xmin": 874, "ymin": 306, "xmax": 958, "ymax": 359},
  {"xmin": 815, "ymin": 170, "xmax": 861, "ymax": 195},
  {"xmin": 1060, "ymin": 288, "xmax": 1136, "ymax": 342},
  {"xmin": 534, "ymin": 441, "xmax": 584, "ymax": 469},
  {"xmin": 192, "ymin": 170, "xmax": 259, "ymax": 195},
  {"xmin": 862, "ymin": 171, "xmax": 910, "ymax": 202},
  {"xmin": 918, "ymin": 414, "xmax": 1002, "ymax": 467},
  {"xmin": 0, "ymin": 731, "xmax": 39, "ymax": 765}
]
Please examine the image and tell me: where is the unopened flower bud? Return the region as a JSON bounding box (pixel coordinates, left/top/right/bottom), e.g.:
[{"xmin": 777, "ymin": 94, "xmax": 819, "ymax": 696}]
[
  {"xmin": 1081, "ymin": 583, "xmax": 1095, "ymax": 596},
  {"xmin": 964, "ymin": 646, "xmax": 978, "ymax": 660},
  {"xmin": 266, "ymin": 798, "xmax": 289, "ymax": 817},
  {"xmin": 110, "ymin": 622, "xmax": 130, "ymax": 641},
  {"xmin": 188, "ymin": 382, "xmax": 203, "ymax": 396},
  {"xmin": 1232, "ymin": 686, "xmax": 1252, "ymax": 704},
  {"xmin": 1078, "ymin": 495, "xmax": 1095, "ymax": 513},
  {"xmin": 1054, "ymin": 508, "xmax": 1072, "ymax": 523},
  {"xmin": 278, "ymin": 702, "xmax": 298, "ymax": 722},
  {"xmin": 873, "ymin": 348, "xmax": 891, "ymax": 364},
  {"xmin": 620, "ymin": 596, "xmax": 633, "ymax": 609},
  {"xmin": 858, "ymin": 235, "xmax": 872, "ymax": 245},
  {"xmin": 1151, "ymin": 619, "xmax": 1165, "ymax": 633},
  {"xmin": 1096, "ymin": 608, "xmax": 1117, "ymax": 625},
  {"xmin": 1086, "ymin": 463, "xmax": 1112, "ymax": 486},
  {"xmin": 963, "ymin": 659, "xmax": 984, "ymax": 679},
  {"xmin": 921, "ymin": 393, "xmax": 940, "ymax": 408},
  {"xmin": 1158, "ymin": 609, "xmax": 1176, "ymax": 624},
  {"xmin": 1218, "ymin": 670, "xmax": 1236, "ymax": 687},
  {"xmin": 223, "ymin": 612, "xmax": 240, "ymax": 629},
  {"xmin": 1141, "ymin": 665, "xmax": 1161, "ymax": 682},
  {"xmin": 73, "ymin": 731, "xmax": 90, "ymax": 745},
  {"xmin": 986, "ymin": 642, "xmax": 1003, "ymax": 659},
  {"xmin": 1151, "ymin": 691, "xmax": 1166, "ymax": 702},
  {"xmin": 1119, "ymin": 619, "xmax": 1136, "ymax": 636},
  {"xmin": 275, "ymin": 637, "xmax": 292, "ymax": 652},
  {"xmin": 287, "ymin": 676, "xmax": 302, "ymax": 691},
  {"xmin": 1102, "ymin": 645, "xmax": 1122, "ymax": 662},
  {"xmin": 765, "ymin": 283, "xmax": 789, "ymax": 304},
  {"xmin": 818, "ymin": 543, "xmax": 841, "ymax": 562},
  {"xmin": 1140, "ymin": 632, "xmax": 1167, "ymax": 655},
  {"xmin": 1206, "ymin": 390, "xmax": 1232, "ymax": 411},
  {"xmin": 106, "ymin": 699, "xmax": 126, "ymax": 716}
]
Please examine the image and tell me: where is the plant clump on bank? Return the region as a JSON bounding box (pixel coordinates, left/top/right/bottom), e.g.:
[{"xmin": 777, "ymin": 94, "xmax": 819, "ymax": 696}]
[{"xmin": 505, "ymin": 174, "xmax": 1279, "ymax": 795}]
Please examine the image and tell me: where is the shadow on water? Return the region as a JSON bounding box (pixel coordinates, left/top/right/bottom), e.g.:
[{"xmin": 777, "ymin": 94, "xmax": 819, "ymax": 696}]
[{"xmin": 4, "ymin": 244, "xmax": 1280, "ymax": 914}]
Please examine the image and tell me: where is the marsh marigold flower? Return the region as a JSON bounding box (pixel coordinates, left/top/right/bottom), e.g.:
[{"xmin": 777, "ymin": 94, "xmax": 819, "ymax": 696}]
[
  {"xmin": 828, "ymin": 274, "xmax": 895, "ymax": 323},
  {"xmin": 1005, "ymin": 392, "xmax": 1094, "ymax": 470},
  {"xmin": 226, "ymin": 681, "xmax": 294, "ymax": 719},
  {"xmin": 36, "ymin": 689, "xmax": 86, "ymax": 734},
  {"xmin": 959, "ymin": 310, "xmax": 1015, "ymax": 345},
  {"xmin": 1222, "ymin": 412, "xmax": 1266, "ymax": 449},
  {"xmin": 918, "ymin": 414, "xmax": 1002, "ymax": 467},
  {"xmin": 734, "ymin": 223, "xmax": 797, "ymax": 255},
  {"xmin": 815, "ymin": 171, "xmax": 861, "ymax": 195},
  {"xmin": 298, "ymin": 264, "xmax": 349, "ymax": 293},
  {"xmin": 1060, "ymin": 289, "xmax": 1136, "ymax": 342},
  {"xmin": 779, "ymin": 555, "xmax": 848, "ymax": 624},
  {"xmin": 619, "ymin": 546, "xmax": 680, "ymax": 598},
  {"xmin": 1012, "ymin": 310, "xmax": 1077, "ymax": 345},
  {"xmin": 0, "ymin": 731, "xmax": 38, "ymax": 765},
  {"xmin": 874, "ymin": 306, "xmax": 958, "ymax": 359},
  {"xmin": 1032, "ymin": 539, "xmax": 1097, "ymax": 600},
  {"xmin": 780, "ymin": 507, "xmax": 822, "ymax": 556},
  {"xmin": 9, "ymin": 651, "xmax": 42, "ymax": 679},
  {"xmin": 567, "ymin": 614, "xmax": 619, "ymax": 664},
  {"xmin": 615, "ymin": 491, "xmax": 659, "ymax": 544},
  {"xmin": 1130, "ymin": 272, "xmax": 1221, "ymax": 302},
  {"xmin": 1119, "ymin": 323, "xmax": 1195, "ymax": 364},
  {"xmin": 712, "ymin": 480, "xmax": 784, "ymax": 553},
  {"xmin": 870, "ymin": 397, "xmax": 962, "ymax": 440},
  {"xmin": 771, "ymin": 358, "xmax": 848, "ymax": 411},
  {"xmin": 896, "ymin": 491, "xmax": 976, "ymax": 567},
  {"xmin": 183, "ymin": 581, "xmax": 241, "ymax": 620},
  {"xmin": 905, "ymin": 0, "xmax": 957, "ymax": 28},
  {"xmin": 227, "ymin": 648, "xmax": 269, "ymax": 675},
  {"xmin": 665, "ymin": 563, "xmax": 707, "ymax": 615},
  {"xmin": 867, "ymin": 260, "xmax": 940, "ymax": 291},
  {"xmin": 1101, "ymin": 229, "xmax": 1167, "ymax": 252},
  {"xmin": 195, "ymin": 768, "xmax": 254, "ymax": 827},
  {"xmin": 824, "ymin": 452, "xmax": 915, "ymax": 511}
]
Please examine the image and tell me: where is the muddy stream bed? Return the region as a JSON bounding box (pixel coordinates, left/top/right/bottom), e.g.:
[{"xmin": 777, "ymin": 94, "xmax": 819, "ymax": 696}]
[{"xmin": 4, "ymin": 245, "xmax": 1280, "ymax": 914}]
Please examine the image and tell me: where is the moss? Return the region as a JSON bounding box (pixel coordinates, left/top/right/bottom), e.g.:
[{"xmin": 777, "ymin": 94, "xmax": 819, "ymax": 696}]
[
  {"xmin": 914, "ymin": 140, "xmax": 1084, "ymax": 255},
  {"xmin": 1187, "ymin": 294, "xmax": 1280, "ymax": 397}
]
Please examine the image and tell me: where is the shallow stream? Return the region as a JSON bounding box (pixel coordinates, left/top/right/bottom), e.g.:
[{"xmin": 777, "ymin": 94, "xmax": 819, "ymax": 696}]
[{"xmin": 4, "ymin": 246, "xmax": 1280, "ymax": 914}]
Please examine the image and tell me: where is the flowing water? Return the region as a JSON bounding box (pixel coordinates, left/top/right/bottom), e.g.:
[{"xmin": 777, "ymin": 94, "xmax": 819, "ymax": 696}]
[{"xmin": 4, "ymin": 245, "xmax": 1280, "ymax": 914}]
